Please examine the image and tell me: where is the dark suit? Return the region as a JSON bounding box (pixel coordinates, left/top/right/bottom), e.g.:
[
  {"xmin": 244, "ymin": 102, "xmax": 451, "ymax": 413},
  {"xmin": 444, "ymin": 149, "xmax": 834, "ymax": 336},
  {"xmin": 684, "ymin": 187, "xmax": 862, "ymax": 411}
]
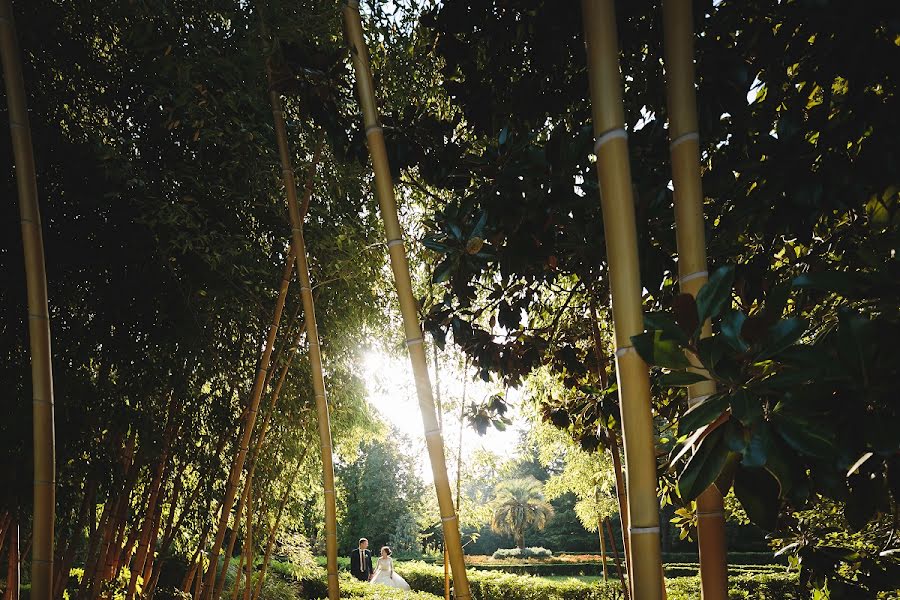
[{"xmin": 349, "ymin": 547, "xmax": 373, "ymax": 581}]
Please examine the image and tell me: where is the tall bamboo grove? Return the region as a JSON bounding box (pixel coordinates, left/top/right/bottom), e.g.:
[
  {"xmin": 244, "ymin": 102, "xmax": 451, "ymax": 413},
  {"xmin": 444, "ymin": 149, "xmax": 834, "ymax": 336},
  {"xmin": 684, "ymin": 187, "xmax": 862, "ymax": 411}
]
[
  {"xmin": 200, "ymin": 242, "xmax": 293, "ymax": 600},
  {"xmin": 0, "ymin": 2, "xmax": 56, "ymax": 599},
  {"xmin": 662, "ymin": 2, "xmax": 728, "ymax": 598},
  {"xmin": 268, "ymin": 90, "xmax": 340, "ymax": 600},
  {"xmin": 580, "ymin": 1, "xmax": 664, "ymax": 599},
  {"xmin": 341, "ymin": 2, "xmax": 472, "ymax": 598}
]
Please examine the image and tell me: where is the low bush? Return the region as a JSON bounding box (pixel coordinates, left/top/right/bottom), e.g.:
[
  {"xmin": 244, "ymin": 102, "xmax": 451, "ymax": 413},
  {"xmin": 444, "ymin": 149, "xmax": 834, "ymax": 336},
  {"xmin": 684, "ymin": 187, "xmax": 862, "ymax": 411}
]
[
  {"xmin": 666, "ymin": 573, "xmax": 800, "ymax": 600},
  {"xmin": 490, "ymin": 548, "xmax": 553, "ymax": 560},
  {"xmin": 296, "ymin": 560, "xmax": 800, "ymax": 600}
]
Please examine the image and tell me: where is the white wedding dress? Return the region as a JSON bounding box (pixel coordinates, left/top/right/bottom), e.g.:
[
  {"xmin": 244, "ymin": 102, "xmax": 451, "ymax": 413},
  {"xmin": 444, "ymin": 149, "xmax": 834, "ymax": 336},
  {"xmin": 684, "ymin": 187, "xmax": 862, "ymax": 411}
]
[{"xmin": 369, "ymin": 556, "xmax": 411, "ymax": 590}]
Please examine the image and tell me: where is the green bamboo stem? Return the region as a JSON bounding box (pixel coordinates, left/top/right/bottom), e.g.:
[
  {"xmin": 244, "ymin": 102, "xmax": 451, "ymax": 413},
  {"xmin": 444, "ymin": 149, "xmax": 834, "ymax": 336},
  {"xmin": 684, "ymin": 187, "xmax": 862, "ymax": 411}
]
[
  {"xmin": 662, "ymin": 2, "xmax": 728, "ymax": 597},
  {"xmin": 268, "ymin": 91, "xmax": 340, "ymax": 600},
  {"xmin": 580, "ymin": 1, "xmax": 664, "ymax": 598},
  {"xmin": 341, "ymin": 3, "xmax": 471, "ymax": 598},
  {"xmin": 0, "ymin": 3, "xmax": 55, "ymax": 599}
]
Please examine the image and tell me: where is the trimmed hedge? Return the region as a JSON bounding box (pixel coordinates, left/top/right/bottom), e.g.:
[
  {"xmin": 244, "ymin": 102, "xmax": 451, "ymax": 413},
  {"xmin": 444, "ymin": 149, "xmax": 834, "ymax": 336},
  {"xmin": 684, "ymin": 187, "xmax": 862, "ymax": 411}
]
[
  {"xmin": 296, "ymin": 560, "xmax": 800, "ymax": 600},
  {"xmin": 491, "ymin": 548, "xmax": 553, "ymax": 560}
]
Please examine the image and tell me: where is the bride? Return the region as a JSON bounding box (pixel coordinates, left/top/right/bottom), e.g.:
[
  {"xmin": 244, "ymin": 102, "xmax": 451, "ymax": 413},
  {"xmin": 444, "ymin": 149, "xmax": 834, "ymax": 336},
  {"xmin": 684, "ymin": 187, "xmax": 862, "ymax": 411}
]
[{"xmin": 369, "ymin": 546, "xmax": 411, "ymax": 590}]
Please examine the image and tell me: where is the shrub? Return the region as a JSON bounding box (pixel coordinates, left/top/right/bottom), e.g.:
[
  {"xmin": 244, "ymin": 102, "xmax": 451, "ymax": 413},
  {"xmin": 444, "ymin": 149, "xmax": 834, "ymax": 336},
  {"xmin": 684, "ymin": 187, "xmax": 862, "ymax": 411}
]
[
  {"xmin": 491, "ymin": 547, "xmax": 553, "ymax": 560},
  {"xmin": 666, "ymin": 573, "xmax": 801, "ymax": 600}
]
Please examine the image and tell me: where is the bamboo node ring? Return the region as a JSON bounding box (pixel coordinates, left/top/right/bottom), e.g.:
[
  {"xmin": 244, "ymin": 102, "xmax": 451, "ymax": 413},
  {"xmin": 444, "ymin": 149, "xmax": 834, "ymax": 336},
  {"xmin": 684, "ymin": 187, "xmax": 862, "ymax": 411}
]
[
  {"xmin": 614, "ymin": 346, "xmax": 636, "ymax": 358},
  {"xmin": 441, "ymin": 515, "xmax": 458, "ymax": 523},
  {"xmin": 386, "ymin": 238, "xmax": 404, "ymax": 248},
  {"xmin": 405, "ymin": 336, "xmax": 424, "ymax": 346},
  {"xmin": 593, "ymin": 128, "xmax": 627, "ymax": 154},
  {"xmin": 299, "ymin": 286, "xmax": 312, "ymax": 292},
  {"xmin": 697, "ymin": 510, "xmax": 725, "ymax": 518},
  {"xmin": 629, "ymin": 526, "xmax": 660, "ymax": 535},
  {"xmin": 365, "ymin": 124, "xmax": 383, "ymax": 135},
  {"xmin": 314, "ymin": 393, "xmax": 326, "ymax": 399},
  {"xmin": 424, "ymin": 428, "xmax": 441, "ymax": 438},
  {"xmin": 680, "ymin": 270, "xmax": 708, "ymax": 284},
  {"xmin": 670, "ymin": 131, "xmax": 700, "ymax": 150}
]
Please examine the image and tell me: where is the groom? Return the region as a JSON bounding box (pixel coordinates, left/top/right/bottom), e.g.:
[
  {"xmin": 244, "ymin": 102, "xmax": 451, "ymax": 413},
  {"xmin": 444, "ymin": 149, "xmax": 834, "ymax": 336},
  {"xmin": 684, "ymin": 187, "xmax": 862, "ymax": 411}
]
[{"xmin": 349, "ymin": 537, "xmax": 374, "ymax": 581}]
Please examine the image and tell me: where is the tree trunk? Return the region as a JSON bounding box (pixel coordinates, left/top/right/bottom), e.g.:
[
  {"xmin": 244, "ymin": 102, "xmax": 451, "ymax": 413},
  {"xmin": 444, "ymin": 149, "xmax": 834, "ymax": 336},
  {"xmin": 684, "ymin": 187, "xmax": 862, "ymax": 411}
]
[
  {"xmin": 0, "ymin": 4, "xmax": 55, "ymax": 598},
  {"xmin": 4, "ymin": 518, "xmax": 20, "ymax": 600}
]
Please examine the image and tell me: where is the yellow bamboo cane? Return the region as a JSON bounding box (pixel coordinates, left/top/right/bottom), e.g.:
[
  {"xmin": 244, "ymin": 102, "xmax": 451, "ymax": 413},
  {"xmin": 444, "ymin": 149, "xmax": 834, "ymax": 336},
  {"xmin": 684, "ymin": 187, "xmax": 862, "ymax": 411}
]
[
  {"xmin": 0, "ymin": 3, "xmax": 55, "ymax": 599},
  {"xmin": 268, "ymin": 94, "xmax": 340, "ymax": 600},
  {"xmin": 580, "ymin": 1, "xmax": 664, "ymax": 599},
  {"xmin": 662, "ymin": 3, "xmax": 728, "ymax": 598},
  {"xmin": 340, "ymin": 3, "xmax": 471, "ymax": 598},
  {"xmin": 201, "ymin": 248, "xmax": 292, "ymax": 600}
]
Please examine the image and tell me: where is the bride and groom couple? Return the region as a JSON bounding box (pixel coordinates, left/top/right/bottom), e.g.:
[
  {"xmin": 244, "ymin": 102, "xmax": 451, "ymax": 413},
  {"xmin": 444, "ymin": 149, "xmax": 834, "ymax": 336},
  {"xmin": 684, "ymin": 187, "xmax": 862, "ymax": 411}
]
[{"xmin": 349, "ymin": 537, "xmax": 411, "ymax": 590}]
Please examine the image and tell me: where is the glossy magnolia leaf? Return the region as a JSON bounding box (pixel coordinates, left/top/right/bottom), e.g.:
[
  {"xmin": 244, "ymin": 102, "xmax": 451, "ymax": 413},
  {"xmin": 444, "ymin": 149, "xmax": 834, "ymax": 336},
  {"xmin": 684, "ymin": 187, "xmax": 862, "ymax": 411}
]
[
  {"xmin": 432, "ymin": 257, "xmax": 455, "ymax": 283},
  {"xmin": 720, "ymin": 310, "xmax": 749, "ymax": 352},
  {"xmin": 729, "ymin": 389, "xmax": 763, "ymax": 425},
  {"xmin": 659, "ymin": 371, "xmax": 709, "ymax": 387},
  {"xmin": 679, "ymin": 394, "xmax": 729, "ymax": 435},
  {"xmin": 741, "ymin": 421, "xmax": 771, "ymax": 468},
  {"xmin": 762, "ymin": 281, "xmax": 792, "ymax": 321},
  {"xmin": 672, "ymin": 293, "xmax": 700, "ymax": 339},
  {"xmin": 793, "ymin": 270, "xmax": 863, "ymax": 296},
  {"xmin": 772, "ymin": 411, "xmax": 837, "ymax": 459},
  {"xmin": 422, "ymin": 236, "xmax": 452, "ymax": 254},
  {"xmin": 714, "ymin": 451, "xmax": 741, "ymax": 496},
  {"xmin": 470, "ymin": 210, "xmax": 488, "ymax": 239},
  {"xmin": 734, "ymin": 465, "xmax": 780, "ymax": 531},
  {"xmin": 697, "ymin": 336, "xmax": 728, "ymax": 374},
  {"xmin": 695, "ymin": 265, "xmax": 735, "ymax": 323},
  {"xmin": 631, "ymin": 330, "xmax": 691, "ymax": 370},
  {"xmin": 677, "ymin": 427, "xmax": 730, "ymax": 501},
  {"xmin": 755, "ymin": 317, "xmax": 808, "ymax": 360},
  {"xmin": 644, "ymin": 311, "xmax": 690, "ymax": 345}
]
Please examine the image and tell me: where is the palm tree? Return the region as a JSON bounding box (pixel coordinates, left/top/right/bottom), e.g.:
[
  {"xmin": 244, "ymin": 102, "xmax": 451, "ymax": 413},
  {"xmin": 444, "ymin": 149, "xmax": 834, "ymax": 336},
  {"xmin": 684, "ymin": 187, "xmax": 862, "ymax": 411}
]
[{"xmin": 491, "ymin": 477, "xmax": 555, "ymax": 549}]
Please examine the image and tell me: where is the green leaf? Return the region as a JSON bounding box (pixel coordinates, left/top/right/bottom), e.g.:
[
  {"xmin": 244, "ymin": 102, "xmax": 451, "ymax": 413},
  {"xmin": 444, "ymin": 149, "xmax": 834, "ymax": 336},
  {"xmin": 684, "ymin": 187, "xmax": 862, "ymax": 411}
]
[
  {"xmin": 422, "ymin": 238, "xmax": 452, "ymax": 253},
  {"xmin": 755, "ymin": 318, "xmax": 808, "ymax": 360},
  {"xmin": 631, "ymin": 330, "xmax": 691, "ymax": 370},
  {"xmin": 696, "ymin": 265, "xmax": 735, "ymax": 323},
  {"xmin": 679, "ymin": 394, "xmax": 729, "ymax": 436},
  {"xmin": 734, "ymin": 466, "xmax": 780, "ymax": 531},
  {"xmin": 432, "ymin": 257, "xmax": 455, "ymax": 283},
  {"xmin": 772, "ymin": 411, "xmax": 837, "ymax": 459},
  {"xmin": 741, "ymin": 421, "xmax": 771, "ymax": 468},
  {"xmin": 677, "ymin": 427, "xmax": 730, "ymax": 501},
  {"xmin": 659, "ymin": 371, "xmax": 709, "ymax": 387},
  {"xmin": 793, "ymin": 271, "xmax": 863, "ymax": 296},
  {"xmin": 729, "ymin": 389, "xmax": 763, "ymax": 425},
  {"xmin": 673, "ymin": 293, "xmax": 700, "ymax": 339},
  {"xmin": 470, "ymin": 210, "xmax": 488, "ymax": 239},
  {"xmin": 720, "ymin": 310, "xmax": 749, "ymax": 352},
  {"xmin": 644, "ymin": 311, "xmax": 690, "ymax": 345},
  {"xmin": 697, "ymin": 336, "xmax": 728, "ymax": 374}
]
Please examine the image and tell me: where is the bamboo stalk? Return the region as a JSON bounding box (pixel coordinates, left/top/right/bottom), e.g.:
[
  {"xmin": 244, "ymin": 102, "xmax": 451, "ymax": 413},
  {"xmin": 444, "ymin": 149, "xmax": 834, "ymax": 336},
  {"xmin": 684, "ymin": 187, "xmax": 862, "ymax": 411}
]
[
  {"xmin": 5, "ymin": 517, "xmax": 20, "ymax": 600},
  {"xmin": 580, "ymin": 1, "xmax": 664, "ymax": 598},
  {"xmin": 604, "ymin": 517, "xmax": 629, "ymax": 599},
  {"xmin": 341, "ymin": 4, "xmax": 472, "ymax": 597},
  {"xmin": 0, "ymin": 4, "xmax": 55, "ymax": 599},
  {"xmin": 214, "ymin": 250, "xmax": 297, "ymax": 600},
  {"xmin": 268, "ymin": 88, "xmax": 340, "ymax": 599},
  {"xmin": 662, "ymin": 3, "xmax": 728, "ymax": 598},
  {"xmin": 201, "ymin": 244, "xmax": 294, "ymax": 600},
  {"xmin": 242, "ymin": 485, "xmax": 253, "ymax": 600}
]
